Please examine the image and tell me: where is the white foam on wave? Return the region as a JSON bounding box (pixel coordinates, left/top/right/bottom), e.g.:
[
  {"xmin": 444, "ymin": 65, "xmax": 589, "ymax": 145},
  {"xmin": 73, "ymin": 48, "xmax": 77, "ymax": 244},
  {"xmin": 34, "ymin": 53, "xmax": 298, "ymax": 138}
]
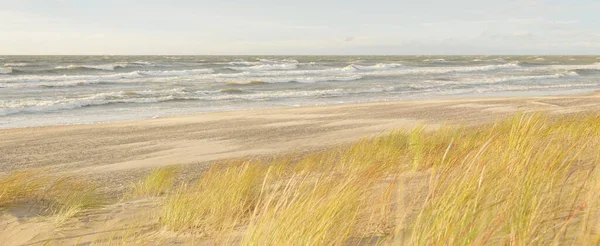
[
  {"xmin": 228, "ymin": 63, "xmax": 298, "ymax": 71},
  {"xmin": 0, "ymin": 68, "xmax": 213, "ymax": 87},
  {"xmin": 227, "ymin": 60, "xmax": 263, "ymax": 66},
  {"xmin": 185, "ymin": 62, "xmax": 523, "ymax": 84},
  {"xmin": 218, "ymin": 63, "xmax": 403, "ymax": 79},
  {"xmin": 55, "ymin": 64, "xmax": 123, "ymax": 71},
  {"xmin": 257, "ymin": 58, "xmax": 298, "ymax": 64},
  {"xmin": 199, "ymin": 86, "xmax": 396, "ymax": 102},
  {"xmin": 228, "ymin": 75, "xmax": 363, "ymax": 84},
  {"xmin": 486, "ymin": 83, "xmax": 595, "ymax": 93},
  {"xmin": 0, "ymin": 67, "xmax": 12, "ymax": 75},
  {"xmin": 4, "ymin": 63, "xmax": 28, "ymax": 67},
  {"xmin": 352, "ymin": 62, "xmax": 521, "ymax": 77},
  {"xmin": 1, "ymin": 82, "xmax": 401, "ymax": 116},
  {"xmin": 1, "ymin": 80, "xmax": 104, "ymax": 88},
  {"xmin": 424, "ymin": 58, "xmax": 447, "ymax": 63},
  {"xmin": 0, "ymin": 87, "xmax": 342, "ymax": 116},
  {"xmin": 548, "ymin": 62, "xmax": 600, "ymax": 71},
  {"xmin": 139, "ymin": 68, "xmax": 214, "ymax": 77},
  {"xmin": 0, "ymin": 71, "xmax": 143, "ymax": 84},
  {"xmin": 463, "ymin": 71, "xmax": 579, "ymax": 85},
  {"xmin": 349, "ymin": 63, "xmax": 403, "ymax": 70},
  {"xmin": 54, "ymin": 61, "xmax": 152, "ymax": 71},
  {"xmin": 0, "ymin": 88, "xmax": 189, "ymax": 116},
  {"xmin": 418, "ymin": 71, "xmax": 581, "ymax": 91},
  {"xmin": 454, "ymin": 62, "xmax": 521, "ymax": 72},
  {"xmin": 132, "ymin": 61, "xmax": 152, "ymax": 65}
]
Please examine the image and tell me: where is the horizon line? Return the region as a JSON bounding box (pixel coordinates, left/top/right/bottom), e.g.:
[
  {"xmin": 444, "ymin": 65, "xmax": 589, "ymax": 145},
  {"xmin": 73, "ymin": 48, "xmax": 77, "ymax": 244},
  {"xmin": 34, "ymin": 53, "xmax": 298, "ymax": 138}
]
[{"xmin": 2, "ymin": 54, "xmax": 600, "ymax": 56}]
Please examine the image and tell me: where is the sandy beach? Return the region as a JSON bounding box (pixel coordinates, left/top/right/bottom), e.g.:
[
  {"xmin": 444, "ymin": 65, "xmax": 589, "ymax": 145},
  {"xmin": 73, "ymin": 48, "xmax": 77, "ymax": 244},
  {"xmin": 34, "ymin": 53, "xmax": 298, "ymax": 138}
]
[
  {"xmin": 2, "ymin": 93, "xmax": 600, "ymax": 245},
  {"xmin": 2, "ymin": 92, "xmax": 599, "ymax": 186}
]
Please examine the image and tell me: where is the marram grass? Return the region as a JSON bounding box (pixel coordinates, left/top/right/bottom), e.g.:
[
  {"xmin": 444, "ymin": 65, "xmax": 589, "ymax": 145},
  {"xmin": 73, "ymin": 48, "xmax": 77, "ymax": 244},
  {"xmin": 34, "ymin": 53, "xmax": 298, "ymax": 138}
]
[
  {"xmin": 2, "ymin": 113, "xmax": 600, "ymax": 245},
  {"xmin": 129, "ymin": 167, "xmax": 178, "ymax": 198},
  {"xmin": 0, "ymin": 171, "xmax": 104, "ymax": 226},
  {"xmin": 158, "ymin": 113, "xmax": 600, "ymax": 245}
]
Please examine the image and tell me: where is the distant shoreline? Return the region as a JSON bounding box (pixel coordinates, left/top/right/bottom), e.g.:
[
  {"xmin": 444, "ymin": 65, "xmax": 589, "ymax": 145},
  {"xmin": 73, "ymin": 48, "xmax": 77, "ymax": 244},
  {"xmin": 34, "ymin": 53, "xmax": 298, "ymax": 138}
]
[{"xmin": 1, "ymin": 88, "xmax": 597, "ymax": 130}]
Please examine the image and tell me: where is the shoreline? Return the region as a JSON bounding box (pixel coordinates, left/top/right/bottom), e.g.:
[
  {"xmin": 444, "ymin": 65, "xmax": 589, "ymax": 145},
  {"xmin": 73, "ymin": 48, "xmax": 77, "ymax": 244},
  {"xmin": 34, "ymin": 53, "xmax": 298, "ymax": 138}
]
[
  {"xmin": 1, "ymin": 92, "xmax": 600, "ymax": 188},
  {"xmin": 1, "ymin": 88, "xmax": 597, "ymax": 131}
]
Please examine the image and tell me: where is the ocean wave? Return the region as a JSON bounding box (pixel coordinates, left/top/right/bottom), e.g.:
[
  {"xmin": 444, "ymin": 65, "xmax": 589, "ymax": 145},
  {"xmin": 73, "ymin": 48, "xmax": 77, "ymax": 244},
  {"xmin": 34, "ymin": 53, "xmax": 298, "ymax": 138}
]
[
  {"xmin": 0, "ymin": 67, "xmax": 214, "ymax": 86},
  {"xmin": 214, "ymin": 63, "xmax": 403, "ymax": 79},
  {"xmin": 0, "ymin": 67, "xmax": 12, "ymax": 75},
  {"xmin": 486, "ymin": 83, "xmax": 595, "ymax": 92},
  {"xmin": 257, "ymin": 58, "xmax": 298, "ymax": 64},
  {"xmin": 476, "ymin": 71, "xmax": 578, "ymax": 84},
  {"xmin": 348, "ymin": 63, "xmax": 403, "ymax": 70},
  {"xmin": 220, "ymin": 88, "xmax": 247, "ymax": 94},
  {"xmin": 350, "ymin": 62, "xmax": 522, "ymax": 77},
  {"xmin": 223, "ymin": 75, "xmax": 363, "ymax": 84},
  {"xmin": 132, "ymin": 61, "xmax": 152, "ymax": 65},
  {"xmin": 190, "ymin": 62, "xmax": 523, "ymax": 82},
  {"xmin": 549, "ymin": 62, "xmax": 600, "ymax": 71},
  {"xmin": 1, "ymin": 79, "xmax": 106, "ymax": 89},
  {"xmin": 1, "ymin": 85, "xmax": 396, "ymax": 116},
  {"xmin": 0, "ymin": 71, "xmax": 144, "ymax": 84},
  {"xmin": 431, "ymin": 82, "xmax": 596, "ymax": 96},
  {"xmin": 55, "ymin": 64, "xmax": 125, "ymax": 71},
  {"xmin": 38, "ymin": 81, "xmax": 103, "ymax": 88},
  {"xmin": 54, "ymin": 61, "xmax": 152, "ymax": 71},
  {"xmin": 0, "ymin": 87, "xmax": 322, "ymax": 116},
  {"xmin": 227, "ymin": 63, "xmax": 298, "ymax": 71},
  {"xmin": 424, "ymin": 58, "xmax": 447, "ymax": 63},
  {"xmin": 227, "ymin": 60, "xmax": 263, "ymax": 66},
  {"xmin": 454, "ymin": 62, "xmax": 521, "ymax": 72},
  {"xmin": 139, "ymin": 68, "xmax": 214, "ymax": 76},
  {"xmin": 0, "ymin": 88, "xmax": 190, "ymax": 116},
  {"xmin": 3, "ymin": 63, "xmax": 28, "ymax": 67},
  {"xmin": 427, "ymin": 71, "xmax": 579, "ymax": 88}
]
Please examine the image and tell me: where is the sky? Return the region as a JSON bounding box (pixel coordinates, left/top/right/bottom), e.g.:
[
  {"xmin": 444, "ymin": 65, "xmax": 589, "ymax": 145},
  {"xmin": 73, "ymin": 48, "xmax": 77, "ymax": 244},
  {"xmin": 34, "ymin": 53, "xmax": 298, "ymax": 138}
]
[{"xmin": 0, "ymin": 0, "xmax": 599, "ymax": 55}]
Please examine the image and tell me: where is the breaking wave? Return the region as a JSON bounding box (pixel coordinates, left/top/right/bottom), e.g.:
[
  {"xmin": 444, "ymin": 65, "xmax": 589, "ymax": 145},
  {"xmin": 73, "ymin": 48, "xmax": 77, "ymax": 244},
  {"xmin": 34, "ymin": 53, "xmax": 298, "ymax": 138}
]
[
  {"xmin": 226, "ymin": 75, "xmax": 363, "ymax": 84},
  {"xmin": 0, "ymin": 86, "xmax": 380, "ymax": 116},
  {"xmin": 54, "ymin": 61, "xmax": 152, "ymax": 71},
  {"xmin": 347, "ymin": 63, "xmax": 403, "ymax": 70},
  {"xmin": 453, "ymin": 71, "xmax": 580, "ymax": 86},
  {"xmin": 139, "ymin": 68, "xmax": 214, "ymax": 76},
  {"xmin": 55, "ymin": 64, "xmax": 125, "ymax": 71},
  {"xmin": 0, "ymin": 67, "xmax": 12, "ymax": 75},
  {"xmin": 228, "ymin": 63, "xmax": 298, "ymax": 71},
  {"xmin": 3, "ymin": 63, "xmax": 28, "ymax": 67}
]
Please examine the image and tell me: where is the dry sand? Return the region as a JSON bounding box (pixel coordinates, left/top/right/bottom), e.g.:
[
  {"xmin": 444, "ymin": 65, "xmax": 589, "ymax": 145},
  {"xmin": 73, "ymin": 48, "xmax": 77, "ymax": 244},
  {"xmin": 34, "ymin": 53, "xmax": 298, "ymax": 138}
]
[
  {"xmin": 1, "ymin": 93, "xmax": 600, "ymax": 245},
  {"xmin": 2, "ymin": 93, "xmax": 600, "ymax": 185}
]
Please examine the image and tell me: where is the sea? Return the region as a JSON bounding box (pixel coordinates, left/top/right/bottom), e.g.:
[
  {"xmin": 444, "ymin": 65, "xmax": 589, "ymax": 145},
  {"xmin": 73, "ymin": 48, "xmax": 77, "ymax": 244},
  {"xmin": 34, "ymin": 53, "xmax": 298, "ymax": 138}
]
[{"xmin": 1, "ymin": 55, "xmax": 599, "ymax": 128}]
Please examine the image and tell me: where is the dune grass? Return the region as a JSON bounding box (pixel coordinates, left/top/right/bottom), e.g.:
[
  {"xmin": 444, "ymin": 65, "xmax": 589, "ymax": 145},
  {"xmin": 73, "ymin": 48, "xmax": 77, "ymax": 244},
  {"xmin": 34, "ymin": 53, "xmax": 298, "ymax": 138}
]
[
  {"xmin": 129, "ymin": 167, "xmax": 178, "ymax": 198},
  {"xmin": 0, "ymin": 171, "xmax": 104, "ymax": 225},
  {"xmin": 0, "ymin": 170, "xmax": 48, "ymax": 207},
  {"xmin": 46, "ymin": 176, "xmax": 105, "ymax": 225},
  {"xmin": 3, "ymin": 112, "xmax": 600, "ymax": 245},
  {"xmin": 157, "ymin": 113, "xmax": 600, "ymax": 245},
  {"xmin": 160, "ymin": 161, "xmax": 268, "ymax": 236}
]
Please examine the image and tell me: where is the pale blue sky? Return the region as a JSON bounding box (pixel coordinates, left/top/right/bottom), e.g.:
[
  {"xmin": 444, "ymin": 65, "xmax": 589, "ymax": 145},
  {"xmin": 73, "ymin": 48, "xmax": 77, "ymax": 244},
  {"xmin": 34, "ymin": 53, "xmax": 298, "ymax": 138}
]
[{"xmin": 1, "ymin": 0, "xmax": 599, "ymax": 55}]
